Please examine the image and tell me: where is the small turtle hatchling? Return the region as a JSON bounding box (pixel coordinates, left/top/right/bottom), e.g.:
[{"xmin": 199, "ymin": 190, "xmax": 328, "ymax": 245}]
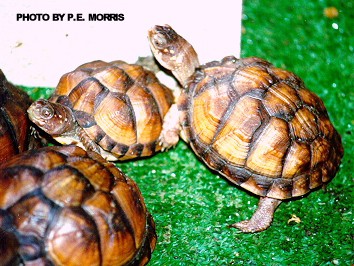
[
  {"xmin": 28, "ymin": 60, "xmax": 174, "ymax": 161},
  {"xmin": 148, "ymin": 25, "xmax": 344, "ymax": 232},
  {"xmin": 0, "ymin": 145, "xmax": 157, "ymax": 265},
  {"xmin": 0, "ymin": 70, "xmax": 39, "ymax": 163}
]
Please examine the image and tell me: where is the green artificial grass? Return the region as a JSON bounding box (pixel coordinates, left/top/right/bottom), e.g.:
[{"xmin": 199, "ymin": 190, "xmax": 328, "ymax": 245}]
[{"xmin": 21, "ymin": 0, "xmax": 353, "ymax": 265}]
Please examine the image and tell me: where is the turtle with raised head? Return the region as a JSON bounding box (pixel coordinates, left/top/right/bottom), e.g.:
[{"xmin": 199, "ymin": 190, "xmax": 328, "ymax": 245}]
[{"xmin": 148, "ymin": 25, "xmax": 343, "ymax": 232}]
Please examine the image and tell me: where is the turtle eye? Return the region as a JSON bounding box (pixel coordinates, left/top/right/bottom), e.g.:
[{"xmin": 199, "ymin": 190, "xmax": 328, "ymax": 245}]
[
  {"xmin": 153, "ymin": 34, "xmax": 167, "ymax": 49},
  {"xmin": 41, "ymin": 105, "xmax": 54, "ymax": 119}
]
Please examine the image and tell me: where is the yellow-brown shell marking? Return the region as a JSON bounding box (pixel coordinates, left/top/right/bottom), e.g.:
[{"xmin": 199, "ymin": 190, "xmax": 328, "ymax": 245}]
[
  {"xmin": 184, "ymin": 56, "xmax": 343, "ymax": 199},
  {"xmin": 51, "ymin": 60, "xmax": 174, "ymax": 160}
]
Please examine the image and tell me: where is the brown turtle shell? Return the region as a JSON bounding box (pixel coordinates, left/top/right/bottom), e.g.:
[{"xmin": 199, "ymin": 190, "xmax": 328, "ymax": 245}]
[
  {"xmin": 0, "ymin": 70, "xmax": 36, "ymax": 163},
  {"xmin": 0, "ymin": 228, "xmax": 20, "ymax": 265},
  {"xmin": 180, "ymin": 56, "xmax": 343, "ymax": 199},
  {"xmin": 0, "ymin": 145, "xmax": 157, "ymax": 265},
  {"xmin": 50, "ymin": 60, "xmax": 174, "ymax": 160}
]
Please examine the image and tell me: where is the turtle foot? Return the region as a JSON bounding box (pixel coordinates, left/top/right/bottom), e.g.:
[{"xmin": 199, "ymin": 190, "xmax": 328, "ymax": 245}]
[{"xmin": 230, "ymin": 197, "xmax": 282, "ymax": 233}]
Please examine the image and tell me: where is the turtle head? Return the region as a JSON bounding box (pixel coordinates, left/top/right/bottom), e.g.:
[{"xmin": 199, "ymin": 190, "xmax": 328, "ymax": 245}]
[
  {"xmin": 148, "ymin": 25, "xmax": 200, "ymax": 86},
  {"xmin": 27, "ymin": 99, "xmax": 75, "ymax": 136}
]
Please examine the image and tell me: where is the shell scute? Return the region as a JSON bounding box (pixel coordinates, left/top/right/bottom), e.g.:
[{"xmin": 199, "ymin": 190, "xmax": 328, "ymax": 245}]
[
  {"xmin": 66, "ymin": 157, "xmax": 114, "ymax": 192},
  {"xmin": 94, "ymin": 92, "xmax": 136, "ymax": 145},
  {"xmin": 145, "ymin": 81, "xmax": 174, "ymax": 116},
  {"xmin": 281, "ymin": 141, "xmax": 311, "ymax": 179},
  {"xmin": 69, "ymin": 78, "xmax": 105, "ymax": 114},
  {"xmin": 318, "ymin": 116, "xmax": 335, "ymax": 139},
  {"xmin": 213, "ymin": 96, "xmax": 263, "ymax": 166},
  {"xmin": 232, "ymin": 65, "xmax": 273, "ymax": 96},
  {"xmin": 8, "ymin": 149, "xmax": 67, "ymax": 172},
  {"xmin": 111, "ymin": 179, "xmax": 147, "ymax": 249},
  {"xmin": 221, "ymin": 165, "xmax": 252, "ymax": 185},
  {"xmin": 298, "ymin": 88, "xmax": 327, "ymax": 113},
  {"xmin": 310, "ymin": 137, "xmax": 331, "ymax": 169},
  {"xmin": 239, "ymin": 175, "xmax": 271, "ymax": 197},
  {"xmin": 82, "ymin": 191, "xmax": 137, "ymax": 266},
  {"xmin": 0, "ymin": 167, "xmax": 42, "ymax": 209},
  {"xmin": 42, "ymin": 165, "xmax": 94, "ymax": 207},
  {"xmin": 266, "ymin": 178, "xmax": 293, "ymax": 199},
  {"xmin": 192, "ymin": 82, "xmax": 230, "ymax": 145},
  {"xmin": 46, "ymin": 207, "xmax": 101, "ymax": 266},
  {"xmin": 92, "ymin": 66, "xmax": 133, "ymax": 93},
  {"xmin": 98, "ymin": 135, "xmax": 129, "ymax": 155},
  {"xmin": 263, "ymin": 82, "xmax": 302, "ymax": 120},
  {"xmin": 269, "ymin": 66, "xmax": 300, "ymax": 85},
  {"xmin": 10, "ymin": 195, "xmax": 51, "ymax": 239},
  {"xmin": 289, "ymin": 107, "xmax": 319, "ymax": 141},
  {"xmin": 245, "ymin": 117, "xmax": 290, "ymax": 178},
  {"xmin": 127, "ymin": 85, "xmax": 163, "ymax": 144},
  {"xmin": 55, "ymin": 69, "xmax": 91, "ymax": 97},
  {"xmin": 291, "ymin": 174, "xmax": 311, "ymax": 197}
]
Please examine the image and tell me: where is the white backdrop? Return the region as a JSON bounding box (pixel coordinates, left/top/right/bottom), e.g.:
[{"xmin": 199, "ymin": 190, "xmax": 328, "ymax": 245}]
[{"xmin": 0, "ymin": 0, "xmax": 242, "ymax": 87}]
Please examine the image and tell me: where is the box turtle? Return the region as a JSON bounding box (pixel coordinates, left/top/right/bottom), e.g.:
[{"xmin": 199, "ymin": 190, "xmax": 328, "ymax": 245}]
[
  {"xmin": 0, "ymin": 70, "xmax": 39, "ymax": 164},
  {"xmin": 148, "ymin": 25, "xmax": 344, "ymax": 232},
  {"xmin": 0, "ymin": 145, "xmax": 157, "ymax": 265},
  {"xmin": 28, "ymin": 60, "xmax": 174, "ymax": 161}
]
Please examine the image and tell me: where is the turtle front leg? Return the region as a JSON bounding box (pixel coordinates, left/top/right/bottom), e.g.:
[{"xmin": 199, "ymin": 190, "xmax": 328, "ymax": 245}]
[
  {"xmin": 230, "ymin": 197, "xmax": 282, "ymax": 233},
  {"xmin": 159, "ymin": 103, "xmax": 181, "ymax": 151},
  {"xmin": 77, "ymin": 127, "xmax": 101, "ymax": 154}
]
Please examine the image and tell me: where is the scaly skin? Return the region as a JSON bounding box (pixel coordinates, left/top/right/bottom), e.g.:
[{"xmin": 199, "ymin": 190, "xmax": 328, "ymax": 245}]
[
  {"xmin": 148, "ymin": 25, "xmax": 199, "ymax": 87},
  {"xmin": 27, "ymin": 99, "xmax": 76, "ymax": 135},
  {"xmin": 230, "ymin": 197, "xmax": 282, "ymax": 233}
]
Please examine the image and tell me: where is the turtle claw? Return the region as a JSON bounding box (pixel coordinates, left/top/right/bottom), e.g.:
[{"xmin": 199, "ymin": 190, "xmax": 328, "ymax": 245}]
[
  {"xmin": 158, "ymin": 133, "xmax": 179, "ymax": 152},
  {"xmin": 230, "ymin": 219, "xmax": 267, "ymax": 233}
]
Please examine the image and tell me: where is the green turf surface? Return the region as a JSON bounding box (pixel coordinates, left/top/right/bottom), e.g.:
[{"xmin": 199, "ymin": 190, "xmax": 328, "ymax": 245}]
[{"xmin": 21, "ymin": 0, "xmax": 353, "ymax": 265}]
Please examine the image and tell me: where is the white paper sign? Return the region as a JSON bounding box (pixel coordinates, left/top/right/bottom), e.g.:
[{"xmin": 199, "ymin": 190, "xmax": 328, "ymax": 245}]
[{"xmin": 0, "ymin": 0, "xmax": 242, "ymax": 87}]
